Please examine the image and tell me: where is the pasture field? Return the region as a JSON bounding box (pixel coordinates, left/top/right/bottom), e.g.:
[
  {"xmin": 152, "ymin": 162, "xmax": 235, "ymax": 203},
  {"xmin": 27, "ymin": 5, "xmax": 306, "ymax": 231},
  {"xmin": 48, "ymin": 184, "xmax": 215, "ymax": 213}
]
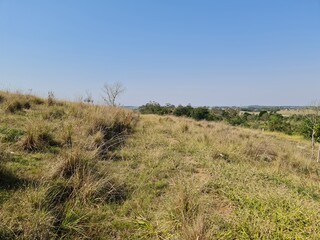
[
  {"xmin": 277, "ymin": 109, "xmax": 316, "ymax": 117},
  {"xmin": 1, "ymin": 92, "xmax": 320, "ymax": 239}
]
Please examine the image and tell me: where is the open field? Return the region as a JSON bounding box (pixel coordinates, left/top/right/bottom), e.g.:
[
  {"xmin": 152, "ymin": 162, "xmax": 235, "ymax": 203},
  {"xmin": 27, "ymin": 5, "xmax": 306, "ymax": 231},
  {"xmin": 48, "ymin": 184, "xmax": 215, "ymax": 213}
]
[
  {"xmin": 277, "ymin": 109, "xmax": 317, "ymax": 117},
  {"xmin": 1, "ymin": 92, "xmax": 320, "ymax": 239}
]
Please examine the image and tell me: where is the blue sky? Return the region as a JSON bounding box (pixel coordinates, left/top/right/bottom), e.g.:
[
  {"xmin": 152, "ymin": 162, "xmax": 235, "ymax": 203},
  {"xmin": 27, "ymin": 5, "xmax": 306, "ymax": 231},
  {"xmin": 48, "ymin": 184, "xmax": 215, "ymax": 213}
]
[{"xmin": 1, "ymin": 0, "xmax": 320, "ymax": 106}]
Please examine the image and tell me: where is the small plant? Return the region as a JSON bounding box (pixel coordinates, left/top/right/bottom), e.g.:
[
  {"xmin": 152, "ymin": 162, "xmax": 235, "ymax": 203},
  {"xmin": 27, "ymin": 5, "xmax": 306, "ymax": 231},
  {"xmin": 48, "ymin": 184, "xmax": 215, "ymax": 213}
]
[{"xmin": 48, "ymin": 91, "xmax": 55, "ymax": 106}]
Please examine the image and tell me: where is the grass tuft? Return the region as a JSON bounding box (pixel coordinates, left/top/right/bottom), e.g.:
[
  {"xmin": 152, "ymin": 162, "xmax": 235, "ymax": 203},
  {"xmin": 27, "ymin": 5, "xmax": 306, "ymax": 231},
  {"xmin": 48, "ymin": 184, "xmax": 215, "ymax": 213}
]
[{"xmin": 19, "ymin": 124, "xmax": 59, "ymax": 152}]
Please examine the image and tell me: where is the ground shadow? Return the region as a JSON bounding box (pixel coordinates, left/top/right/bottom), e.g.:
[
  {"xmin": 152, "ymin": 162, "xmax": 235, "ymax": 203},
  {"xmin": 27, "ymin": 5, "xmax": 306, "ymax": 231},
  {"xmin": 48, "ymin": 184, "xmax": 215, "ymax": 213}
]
[{"xmin": 0, "ymin": 165, "xmax": 29, "ymax": 190}]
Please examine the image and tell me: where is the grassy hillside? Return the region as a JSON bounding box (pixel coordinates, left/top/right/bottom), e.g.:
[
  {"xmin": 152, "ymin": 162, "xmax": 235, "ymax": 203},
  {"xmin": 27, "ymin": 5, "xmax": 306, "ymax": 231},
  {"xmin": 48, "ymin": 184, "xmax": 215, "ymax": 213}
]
[{"xmin": 1, "ymin": 92, "xmax": 320, "ymax": 239}]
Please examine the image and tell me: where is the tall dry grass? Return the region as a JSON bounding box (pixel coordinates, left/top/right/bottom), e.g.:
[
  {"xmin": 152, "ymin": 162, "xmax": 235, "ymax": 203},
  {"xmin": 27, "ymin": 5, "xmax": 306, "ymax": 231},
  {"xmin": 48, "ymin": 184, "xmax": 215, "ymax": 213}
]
[{"xmin": 0, "ymin": 92, "xmax": 138, "ymax": 239}]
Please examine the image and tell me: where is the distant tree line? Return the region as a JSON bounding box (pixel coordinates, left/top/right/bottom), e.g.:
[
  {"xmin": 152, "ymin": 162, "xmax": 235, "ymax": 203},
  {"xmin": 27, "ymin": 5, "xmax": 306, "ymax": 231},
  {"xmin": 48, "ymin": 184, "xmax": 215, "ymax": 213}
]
[{"xmin": 139, "ymin": 101, "xmax": 320, "ymax": 142}]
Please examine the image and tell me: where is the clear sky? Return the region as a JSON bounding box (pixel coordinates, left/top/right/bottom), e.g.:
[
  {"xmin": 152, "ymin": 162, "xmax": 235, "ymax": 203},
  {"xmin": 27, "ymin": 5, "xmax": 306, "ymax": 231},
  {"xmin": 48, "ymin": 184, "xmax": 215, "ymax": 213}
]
[{"xmin": 1, "ymin": 0, "xmax": 320, "ymax": 106}]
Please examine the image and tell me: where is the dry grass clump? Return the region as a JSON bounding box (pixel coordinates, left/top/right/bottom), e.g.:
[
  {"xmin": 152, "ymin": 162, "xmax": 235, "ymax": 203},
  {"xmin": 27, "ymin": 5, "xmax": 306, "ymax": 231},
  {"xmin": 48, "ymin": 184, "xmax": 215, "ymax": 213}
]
[
  {"xmin": 4, "ymin": 99, "xmax": 30, "ymax": 113},
  {"xmin": 169, "ymin": 183, "xmax": 212, "ymax": 240},
  {"xmin": 42, "ymin": 106, "xmax": 66, "ymax": 120},
  {"xmin": 91, "ymin": 178, "xmax": 128, "ymax": 204},
  {"xmin": 38, "ymin": 149, "xmax": 129, "ymax": 238},
  {"xmin": 51, "ymin": 150, "xmax": 93, "ymax": 180},
  {"xmin": 0, "ymin": 188, "xmax": 56, "ymax": 239},
  {"xmin": 61, "ymin": 124, "xmax": 73, "ymax": 147},
  {"xmin": 50, "ymin": 149, "xmax": 129, "ymax": 205},
  {"xmin": 0, "ymin": 91, "xmax": 46, "ymax": 113},
  {"xmin": 244, "ymin": 140, "xmax": 278, "ymax": 162},
  {"xmin": 85, "ymin": 106, "xmax": 138, "ymax": 158},
  {"xmin": 0, "ymin": 92, "xmax": 138, "ymax": 239},
  {"xmin": 19, "ymin": 124, "xmax": 59, "ymax": 152}
]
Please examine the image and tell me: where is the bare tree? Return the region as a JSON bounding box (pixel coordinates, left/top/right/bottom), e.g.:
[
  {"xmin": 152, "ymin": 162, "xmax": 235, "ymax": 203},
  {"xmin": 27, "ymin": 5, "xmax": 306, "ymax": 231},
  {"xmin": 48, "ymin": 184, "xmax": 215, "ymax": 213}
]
[{"xmin": 102, "ymin": 82, "xmax": 125, "ymax": 106}]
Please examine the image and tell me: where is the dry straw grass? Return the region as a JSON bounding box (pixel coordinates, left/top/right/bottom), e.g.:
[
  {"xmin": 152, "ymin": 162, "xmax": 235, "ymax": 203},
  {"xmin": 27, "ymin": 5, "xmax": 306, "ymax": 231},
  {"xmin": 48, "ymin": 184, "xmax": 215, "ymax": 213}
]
[
  {"xmin": 0, "ymin": 91, "xmax": 137, "ymax": 239},
  {"xmin": 1, "ymin": 91, "xmax": 320, "ymax": 239}
]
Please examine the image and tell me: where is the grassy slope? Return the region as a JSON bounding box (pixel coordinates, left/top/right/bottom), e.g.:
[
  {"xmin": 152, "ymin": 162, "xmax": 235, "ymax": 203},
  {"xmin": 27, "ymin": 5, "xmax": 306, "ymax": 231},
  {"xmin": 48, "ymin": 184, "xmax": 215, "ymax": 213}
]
[
  {"xmin": 1, "ymin": 92, "xmax": 320, "ymax": 239},
  {"xmin": 113, "ymin": 115, "xmax": 320, "ymax": 239}
]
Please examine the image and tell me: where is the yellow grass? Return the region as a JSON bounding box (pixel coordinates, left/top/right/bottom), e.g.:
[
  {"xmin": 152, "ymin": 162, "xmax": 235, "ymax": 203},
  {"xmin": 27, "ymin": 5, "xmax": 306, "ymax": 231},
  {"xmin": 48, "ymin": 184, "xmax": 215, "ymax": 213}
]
[{"xmin": 1, "ymin": 91, "xmax": 320, "ymax": 239}]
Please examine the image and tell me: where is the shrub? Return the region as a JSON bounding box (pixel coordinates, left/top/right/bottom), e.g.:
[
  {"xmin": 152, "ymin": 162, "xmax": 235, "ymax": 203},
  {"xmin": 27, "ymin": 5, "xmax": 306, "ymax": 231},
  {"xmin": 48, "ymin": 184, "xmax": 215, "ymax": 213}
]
[
  {"xmin": 174, "ymin": 105, "xmax": 193, "ymax": 117},
  {"xmin": 191, "ymin": 107, "xmax": 211, "ymax": 120},
  {"xmin": 139, "ymin": 101, "xmax": 163, "ymax": 114}
]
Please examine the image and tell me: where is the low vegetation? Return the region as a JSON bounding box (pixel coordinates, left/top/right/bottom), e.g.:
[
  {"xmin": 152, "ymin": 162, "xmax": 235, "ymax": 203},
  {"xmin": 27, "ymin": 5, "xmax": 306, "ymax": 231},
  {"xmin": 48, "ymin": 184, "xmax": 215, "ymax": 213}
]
[
  {"xmin": 0, "ymin": 91, "xmax": 137, "ymax": 239},
  {"xmin": 139, "ymin": 102, "xmax": 320, "ymax": 140},
  {"xmin": 1, "ymin": 91, "xmax": 320, "ymax": 239}
]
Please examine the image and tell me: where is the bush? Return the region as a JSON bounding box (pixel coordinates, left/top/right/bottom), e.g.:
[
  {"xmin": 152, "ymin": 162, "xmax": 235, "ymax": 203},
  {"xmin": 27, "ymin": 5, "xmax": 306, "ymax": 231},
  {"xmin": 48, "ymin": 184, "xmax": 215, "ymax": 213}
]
[
  {"xmin": 228, "ymin": 116, "xmax": 246, "ymax": 126},
  {"xmin": 139, "ymin": 101, "xmax": 163, "ymax": 114},
  {"xmin": 174, "ymin": 105, "xmax": 193, "ymax": 117},
  {"xmin": 191, "ymin": 107, "xmax": 211, "ymax": 120},
  {"xmin": 300, "ymin": 119, "xmax": 320, "ymax": 142},
  {"xmin": 267, "ymin": 114, "xmax": 293, "ymax": 134}
]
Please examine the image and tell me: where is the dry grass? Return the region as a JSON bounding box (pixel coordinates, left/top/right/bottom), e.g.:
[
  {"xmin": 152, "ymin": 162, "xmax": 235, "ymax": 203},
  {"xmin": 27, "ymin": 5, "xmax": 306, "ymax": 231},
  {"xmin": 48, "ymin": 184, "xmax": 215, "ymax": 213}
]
[
  {"xmin": 0, "ymin": 91, "xmax": 138, "ymax": 239},
  {"xmin": 1, "ymin": 91, "xmax": 320, "ymax": 239},
  {"xmin": 103, "ymin": 115, "xmax": 320, "ymax": 239}
]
